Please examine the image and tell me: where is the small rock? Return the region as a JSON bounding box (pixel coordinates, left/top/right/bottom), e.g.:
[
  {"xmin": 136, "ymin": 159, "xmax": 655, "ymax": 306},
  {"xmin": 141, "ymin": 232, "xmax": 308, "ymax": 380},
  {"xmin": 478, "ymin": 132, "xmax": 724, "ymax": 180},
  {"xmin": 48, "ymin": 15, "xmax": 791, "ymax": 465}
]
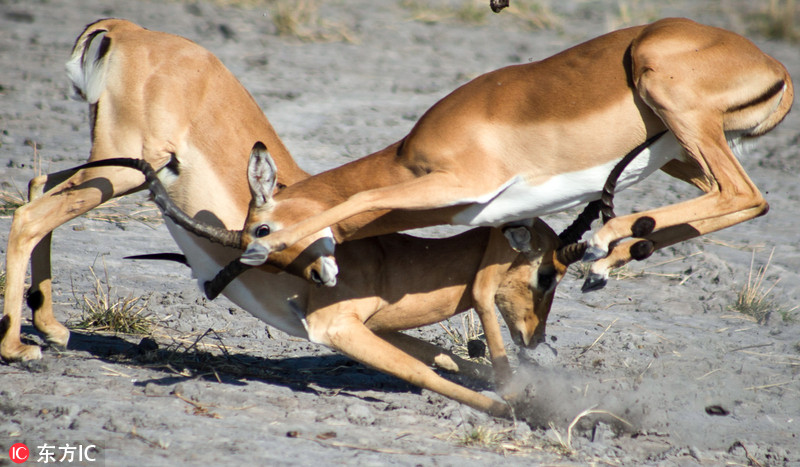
[
  {"xmin": 592, "ymin": 421, "xmax": 612, "ymax": 444},
  {"xmin": 144, "ymin": 382, "xmax": 168, "ymax": 396},
  {"xmin": 345, "ymin": 403, "xmax": 375, "ymax": 426},
  {"xmin": 103, "ymin": 416, "xmax": 131, "ymax": 433}
]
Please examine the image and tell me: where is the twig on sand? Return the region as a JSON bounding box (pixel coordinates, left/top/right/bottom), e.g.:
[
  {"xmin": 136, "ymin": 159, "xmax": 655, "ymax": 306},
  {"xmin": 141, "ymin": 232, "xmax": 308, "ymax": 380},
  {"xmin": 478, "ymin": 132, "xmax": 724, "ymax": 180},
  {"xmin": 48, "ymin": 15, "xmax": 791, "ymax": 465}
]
[
  {"xmin": 174, "ymin": 391, "xmax": 222, "ymax": 419},
  {"xmin": 744, "ymin": 381, "xmax": 793, "ymax": 391},
  {"xmin": 550, "ymin": 405, "xmax": 632, "ymax": 452},
  {"xmin": 730, "ymin": 440, "xmax": 764, "ymax": 467},
  {"xmin": 727, "ymin": 343, "xmax": 774, "ymax": 353},
  {"xmin": 580, "ymin": 318, "xmax": 619, "ymax": 356}
]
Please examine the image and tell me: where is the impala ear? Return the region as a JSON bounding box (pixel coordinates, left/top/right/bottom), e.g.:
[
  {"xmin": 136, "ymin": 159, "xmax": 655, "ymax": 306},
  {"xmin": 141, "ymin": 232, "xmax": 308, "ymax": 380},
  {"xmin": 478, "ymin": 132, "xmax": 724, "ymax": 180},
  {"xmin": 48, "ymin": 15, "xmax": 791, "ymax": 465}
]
[{"xmin": 247, "ymin": 141, "xmax": 279, "ymax": 208}]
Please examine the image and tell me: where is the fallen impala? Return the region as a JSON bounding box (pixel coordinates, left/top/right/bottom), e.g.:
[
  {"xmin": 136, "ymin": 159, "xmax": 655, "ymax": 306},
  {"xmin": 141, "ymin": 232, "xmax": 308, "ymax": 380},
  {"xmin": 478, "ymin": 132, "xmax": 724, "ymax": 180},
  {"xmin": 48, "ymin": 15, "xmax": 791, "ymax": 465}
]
[
  {"xmin": 69, "ymin": 127, "xmax": 652, "ymax": 417},
  {"xmin": 2, "ymin": 18, "xmax": 600, "ymax": 417},
  {"xmin": 239, "ymin": 18, "xmax": 792, "ymax": 294}
]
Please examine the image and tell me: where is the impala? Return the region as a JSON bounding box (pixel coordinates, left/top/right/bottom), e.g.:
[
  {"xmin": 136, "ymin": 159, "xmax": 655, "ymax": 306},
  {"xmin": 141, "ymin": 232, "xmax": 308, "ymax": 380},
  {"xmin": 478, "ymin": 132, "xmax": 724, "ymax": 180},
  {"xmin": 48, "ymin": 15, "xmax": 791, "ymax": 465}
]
[
  {"xmin": 75, "ymin": 147, "xmax": 611, "ymax": 416},
  {"xmin": 1, "ymin": 18, "xmax": 596, "ymax": 417},
  {"xmin": 0, "ymin": 18, "xmax": 334, "ymax": 363},
  {"xmin": 239, "ymin": 18, "xmax": 792, "ymax": 293}
]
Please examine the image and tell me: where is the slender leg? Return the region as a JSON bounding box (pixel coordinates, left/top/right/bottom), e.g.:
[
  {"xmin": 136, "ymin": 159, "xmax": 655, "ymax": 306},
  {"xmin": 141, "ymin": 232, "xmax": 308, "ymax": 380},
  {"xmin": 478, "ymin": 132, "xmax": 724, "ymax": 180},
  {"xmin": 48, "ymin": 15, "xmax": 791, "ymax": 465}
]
[
  {"xmin": 261, "ymin": 171, "xmax": 490, "ymax": 254},
  {"xmin": 308, "ymin": 309, "xmax": 511, "ymax": 418},
  {"xmin": 1, "ymin": 165, "xmax": 144, "ymax": 361},
  {"xmin": 470, "ymin": 228, "xmax": 518, "ymax": 386},
  {"xmin": 378, "ymin": 331, "xmax": 494, "ymax": 382},
  {"xmin": 584, "ymin": 205, "xmax": 765, "ymax": 291}
]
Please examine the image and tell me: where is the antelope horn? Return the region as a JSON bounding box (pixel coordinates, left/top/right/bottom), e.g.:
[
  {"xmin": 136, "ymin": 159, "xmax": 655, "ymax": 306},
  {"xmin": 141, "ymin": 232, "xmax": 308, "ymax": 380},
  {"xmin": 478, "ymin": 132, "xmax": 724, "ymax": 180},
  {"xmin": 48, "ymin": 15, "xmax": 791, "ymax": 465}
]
[
  {"xmin": 556, "ymin": 241, "xmax": 588, "ymax": 266},
  {"xmin": 125, "ymin": 252, "xmax": 189, "ymax": 265},
  {"xmin": 558, "ymin": 199, "xmax": 602, "ymax": 245},
  {"xmin": 69, "ymin": 158, "xmax": 243, "ymax": 248},
  {"xmin": 555, "ymin": 130, "xmax": 667, "ymax": 263},
  {"xmin": 599, "ymin": 130, "xmax": 668, "ymax": 223},
  {"xmin": 203, "ymin": 259, "xmax": 253, "ymax": 300}
]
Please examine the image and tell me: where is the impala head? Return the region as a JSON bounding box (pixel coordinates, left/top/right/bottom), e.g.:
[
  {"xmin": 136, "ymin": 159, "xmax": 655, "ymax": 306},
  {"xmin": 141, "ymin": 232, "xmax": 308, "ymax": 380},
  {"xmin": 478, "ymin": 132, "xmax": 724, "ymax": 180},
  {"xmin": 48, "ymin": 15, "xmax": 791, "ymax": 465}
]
[
  {"xmin": 495, "ymin": 220, "xmax": 587, "ymax": 350},
  {"xmin": 240, "ymin": 142, "xmax": 338, "ymax": 287}
]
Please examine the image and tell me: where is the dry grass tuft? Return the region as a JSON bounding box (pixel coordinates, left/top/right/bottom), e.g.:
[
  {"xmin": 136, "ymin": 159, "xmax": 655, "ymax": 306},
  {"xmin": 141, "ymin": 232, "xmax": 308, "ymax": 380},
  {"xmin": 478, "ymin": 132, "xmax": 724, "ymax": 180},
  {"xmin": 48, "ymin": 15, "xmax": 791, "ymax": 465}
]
[
  {"xmin": 0, "ymin": 268, "xmax": 6, "ymax": 297},
  {"xmin": 71, "ymin": 259, "xmax": 153, "ymax": 335},
  {"xmin": 459, "ymin": 425, "xmax": 509, "ymax": 448},
  {"xmin": 83, "ymin": 198, "xmax": 163, "ymax": 227},
  {"xmin": 749, "ymin": 0, "xmax": 799, "ymax": 42},
  {"xmin": 606, "ymin": 0, "xmax": 661, "ymax": 30},
  {"xmin": 401, "ymin": 0, "xmax": 488, "ymax": 25},
  {"xmin": 268, "ymin": 0, "xmax": 357, "ymax": 43},
  {"xmin": 439, "ymin": 310, "xmax": 490, "ymax": 364},
  {"xmin": 504, "ymin": 0, "xmax": 561, "ymax": 30},
  {"xmin": 731, "ymin": 249, "xmax": 797, "ymax": 323},
  {"xmin": 0, "ymin": 188, "xmax": 25, "ymax": 216}
]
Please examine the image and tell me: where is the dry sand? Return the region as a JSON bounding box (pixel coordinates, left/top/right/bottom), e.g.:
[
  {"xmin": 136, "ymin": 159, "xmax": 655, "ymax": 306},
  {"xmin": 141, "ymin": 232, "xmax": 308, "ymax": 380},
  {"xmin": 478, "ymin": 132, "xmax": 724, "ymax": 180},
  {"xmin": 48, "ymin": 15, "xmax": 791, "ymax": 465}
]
[{"xmin": 1, "ymin": 0, "xmax": 799, "ymax": 465}]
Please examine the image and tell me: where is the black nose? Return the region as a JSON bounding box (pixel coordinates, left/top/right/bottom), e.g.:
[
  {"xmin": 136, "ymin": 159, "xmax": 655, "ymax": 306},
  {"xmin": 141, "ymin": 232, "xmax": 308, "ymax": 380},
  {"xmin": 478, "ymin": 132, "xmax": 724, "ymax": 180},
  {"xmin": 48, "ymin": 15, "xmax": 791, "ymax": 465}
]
[{"xmin": 310, "ymin": 269, "xmax": 323, "ymax": 285}]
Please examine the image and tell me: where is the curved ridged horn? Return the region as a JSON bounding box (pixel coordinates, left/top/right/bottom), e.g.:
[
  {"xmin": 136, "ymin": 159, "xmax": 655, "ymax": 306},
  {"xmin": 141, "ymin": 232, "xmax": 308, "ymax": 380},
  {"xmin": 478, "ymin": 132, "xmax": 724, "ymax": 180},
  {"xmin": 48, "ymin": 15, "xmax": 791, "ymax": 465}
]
[
  {"xmin": 204, "ymin": 259, "xmax": 252, "ymax": 300},
  {"xmin": 558, "ymin": 199, "xmax": 602, "ymax": 245},
  {"xmin": 556, "ymin": 241, "xmax": 588, "ymax": 266},
  {"xmin": 555, "ymin": 130, "xmax": 668, "ymax": 263},
  {"xmin": 598, "ymin": 130, "xmax": 668, "ymax": 223},
  {"xmin": 70, "ymin": 158, "xmax": 243, "ymax": 248}
]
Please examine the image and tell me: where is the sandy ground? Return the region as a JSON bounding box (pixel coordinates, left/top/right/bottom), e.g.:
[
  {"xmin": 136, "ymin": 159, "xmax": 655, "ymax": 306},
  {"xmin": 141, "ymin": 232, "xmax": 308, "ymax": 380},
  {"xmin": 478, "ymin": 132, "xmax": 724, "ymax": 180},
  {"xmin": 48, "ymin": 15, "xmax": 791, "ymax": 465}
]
[{"xmin": 1, "ymin": 0, "xmax": 799, "ymax": 465}]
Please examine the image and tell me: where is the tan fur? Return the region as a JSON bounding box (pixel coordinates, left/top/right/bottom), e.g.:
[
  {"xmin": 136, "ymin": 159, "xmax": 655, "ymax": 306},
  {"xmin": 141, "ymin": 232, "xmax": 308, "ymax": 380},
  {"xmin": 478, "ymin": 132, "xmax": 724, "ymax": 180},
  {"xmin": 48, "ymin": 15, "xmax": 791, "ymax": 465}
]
[
  {"xmin": 243, "ymin": 18, "xmax": 792, "ymax": 284},
  {"xmin": 2, "ymin": 19, "xmax": 575, "ymax": 418},
  {"xmin": 2, "ymin": 18, "xmax": 300, "ymax": 362}
]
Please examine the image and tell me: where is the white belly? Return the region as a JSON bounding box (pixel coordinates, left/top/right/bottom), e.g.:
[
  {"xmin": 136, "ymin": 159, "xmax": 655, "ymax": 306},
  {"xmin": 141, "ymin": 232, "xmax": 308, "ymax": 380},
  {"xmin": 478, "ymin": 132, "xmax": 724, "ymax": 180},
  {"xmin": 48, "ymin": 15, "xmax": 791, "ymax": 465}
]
[
  {"xmin": 164, "ymin": 219, "xmax": 310, "ymax": 339},
  {"xmin": 452, "ymin": 133, "xmax": 681, "ymax": 226}
]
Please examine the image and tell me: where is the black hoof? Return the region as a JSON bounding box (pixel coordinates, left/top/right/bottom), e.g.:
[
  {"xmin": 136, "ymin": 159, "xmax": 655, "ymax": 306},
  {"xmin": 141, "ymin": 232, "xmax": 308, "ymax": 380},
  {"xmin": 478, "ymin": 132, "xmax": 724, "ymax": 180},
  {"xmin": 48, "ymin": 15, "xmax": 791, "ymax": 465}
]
[
  {"xmin": 581, "ymin": 273, "xmax": 608, "ymax": 292},
  {"xmin": 581, "ymin": 246, "xmax": 607, "ymax": 262},
  {"xmin": 204, "ymin": 280, "xmax": 221, "ymax": 300}
]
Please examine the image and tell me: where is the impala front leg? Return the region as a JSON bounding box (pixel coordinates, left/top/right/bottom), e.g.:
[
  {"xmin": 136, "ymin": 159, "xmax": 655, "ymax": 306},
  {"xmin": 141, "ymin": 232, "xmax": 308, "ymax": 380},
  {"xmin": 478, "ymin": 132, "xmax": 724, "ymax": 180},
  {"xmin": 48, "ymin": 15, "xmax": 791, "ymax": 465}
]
[
  {"xmin": 471, "ymin": 228, "xmax": 519, "ymax": 386},
  {"xmin": 307, "ymin": 308, "xmax": 511, "ymax": 418},
  {"xmin": 248, "ymin": 171, "xmax": 489, "ymax": 265},
  {"xmin": 377, "ymin": 331, "xmax": 494, "ymax": 382},
  {"xmin": 2, "ymin": 166, "xmax": 144, "ymax": 362}
]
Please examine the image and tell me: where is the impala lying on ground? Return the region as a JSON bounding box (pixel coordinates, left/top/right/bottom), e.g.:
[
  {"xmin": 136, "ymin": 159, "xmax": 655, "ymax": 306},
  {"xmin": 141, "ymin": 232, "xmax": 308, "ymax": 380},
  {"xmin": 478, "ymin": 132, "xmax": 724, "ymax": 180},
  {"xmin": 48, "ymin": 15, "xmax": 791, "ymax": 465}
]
[
  {"xmin": 76, "ymin": 148, "xmax": 610, "ymax": 417},
  {"xmin": 240, "ymin": 18, "xmax": 793, "ymax": 293},
  {"xmin": 0, "ymin": 18, "xmax": 598, "ymax": 417}
]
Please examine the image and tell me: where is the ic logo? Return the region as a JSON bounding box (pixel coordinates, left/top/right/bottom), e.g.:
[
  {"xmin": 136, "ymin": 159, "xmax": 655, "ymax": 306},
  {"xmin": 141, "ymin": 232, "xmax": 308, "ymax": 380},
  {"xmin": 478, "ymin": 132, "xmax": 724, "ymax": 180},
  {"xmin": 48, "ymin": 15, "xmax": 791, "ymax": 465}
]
[{"xmin": 9, "ymin": 443, "xmax": 29, "ymax": 464}]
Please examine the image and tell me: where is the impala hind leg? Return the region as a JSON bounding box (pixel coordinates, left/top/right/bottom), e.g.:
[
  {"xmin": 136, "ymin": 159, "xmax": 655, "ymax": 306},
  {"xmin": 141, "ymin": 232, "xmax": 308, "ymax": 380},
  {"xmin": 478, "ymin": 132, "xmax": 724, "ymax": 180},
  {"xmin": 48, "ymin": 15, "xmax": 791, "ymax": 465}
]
[
  {"xmin": 308, "ymin": 310, "xmax": 511, "ymax": 418},
  {"xmin": 1, "ymin": 166, "xmax": 144, "ymax": 361},
  {"xmin": 585, "ymin": 20, "xmax": 789, "ymax": 265},
  {"xmin": 583, "ymin": 205, "xmax": 767, "ymax": 291}
]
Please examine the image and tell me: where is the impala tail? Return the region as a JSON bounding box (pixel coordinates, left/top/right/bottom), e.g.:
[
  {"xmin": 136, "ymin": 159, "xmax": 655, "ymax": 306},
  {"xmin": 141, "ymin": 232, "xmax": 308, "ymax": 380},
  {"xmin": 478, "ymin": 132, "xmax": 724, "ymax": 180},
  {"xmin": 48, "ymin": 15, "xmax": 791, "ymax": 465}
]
[{"xmin": 66, "ymin": 19, "xmax": 115, "ymax": 104}]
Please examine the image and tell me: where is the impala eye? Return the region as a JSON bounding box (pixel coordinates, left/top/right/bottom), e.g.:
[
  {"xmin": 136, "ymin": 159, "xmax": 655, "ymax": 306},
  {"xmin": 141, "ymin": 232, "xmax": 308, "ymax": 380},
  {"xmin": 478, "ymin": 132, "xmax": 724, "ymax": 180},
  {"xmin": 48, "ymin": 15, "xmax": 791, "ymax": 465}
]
[{"xmin": 255, "ymin": 224, "xmax": 271, "ymax": 238}]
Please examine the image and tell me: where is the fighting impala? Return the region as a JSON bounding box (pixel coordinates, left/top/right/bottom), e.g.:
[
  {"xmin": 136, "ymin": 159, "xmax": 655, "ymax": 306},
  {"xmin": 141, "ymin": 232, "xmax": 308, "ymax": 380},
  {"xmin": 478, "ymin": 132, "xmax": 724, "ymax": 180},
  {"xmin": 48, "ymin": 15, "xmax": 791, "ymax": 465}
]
[
  {"xmin": 1, "ymin": 18, "xmax": 604, "ymax": 417},
  {"xmin": 1, "ymin": 18, "xmax": 324, "ymax": 363},
  {"xmin": 240, "ymin": 18, "xmax": 793, "ymax": 292},
  {"xmin": 77, "ymin": 147, "xmax": 609, "ymax": 417}
]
